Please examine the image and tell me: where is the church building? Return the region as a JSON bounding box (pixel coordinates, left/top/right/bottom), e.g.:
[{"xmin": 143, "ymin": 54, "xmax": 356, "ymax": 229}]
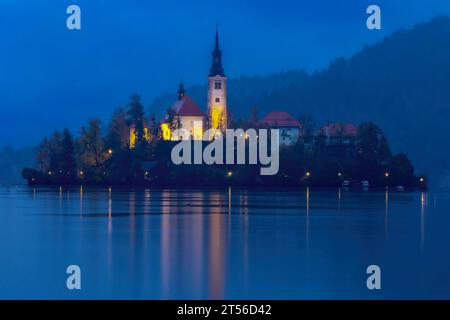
[
  {"xmin": 161, "ymin": 27, "xmax": 228, "ymax": 141},
  {"xmin": 207, "ymin": 27, "xmax": 228, "ymax": 136},
  {"xmin": 160, "ymin": 82, "xmax": 205, "ymax": 140}
]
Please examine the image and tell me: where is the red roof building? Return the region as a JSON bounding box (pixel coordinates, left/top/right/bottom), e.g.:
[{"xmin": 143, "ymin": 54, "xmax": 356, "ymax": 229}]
[
  {"xmin": 259, "ymin": 111, "xmax": 301, "ymax": 145},
  {"xmin": 259, "ymin": 111, "xmax": 301, "ymax": 127},
  {"xmin": 161, "ymin": 86, "xmax": 206, "ymax": 140},
  {"xmin": 171, "ymin": 96, "xmax": 205, "ymax": 117}
]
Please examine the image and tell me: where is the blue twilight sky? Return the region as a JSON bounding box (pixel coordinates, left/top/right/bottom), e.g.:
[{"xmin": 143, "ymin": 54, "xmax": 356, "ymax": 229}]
[{"xmin": 1, "ymin": 0, "xmax": 450, "ymax": 147}]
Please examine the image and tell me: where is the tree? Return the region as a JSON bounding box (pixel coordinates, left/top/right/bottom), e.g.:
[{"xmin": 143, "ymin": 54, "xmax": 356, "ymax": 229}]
[
  {"xmin": 106, "ymin": 108, "xmax": 129, "ymax": 150},
  {"xmin": 355, "ymin": 122, "xmax": 392, "ymax": 182},
  {"xmin": 127, "ymin": 94, "xmax": 146, "ymax": 147},
  {"xmin": 388, "ymin": 153, "xmax": 415, "ymax": 186},
  {"xmin": 36, "ymin": 137, "xmax": 51, "ymax": 172},
  {"xmin": 61, "ymin": 128, "xmax": 77, "ymax": 183},
  {"xmin": 166, "ymin": 107, "xmax": 180, "ymax": 133},
  {"xmin": 76, "ymin": 119, "xmax": 106, "ymax": 181},
  {"xmin": 357, "ymin": 122, "xmax": 391, "ymax": 164},
  {"xmin": 47, "ymin": 131, "xmax": 63, "ymax": 179},
  {"xmin": 299, "ymin": 114, "xmax": 316, "ymax": 144},
  {"xmin": 148, "ymin": 113, "xmax": 158, "ymax": 142}
]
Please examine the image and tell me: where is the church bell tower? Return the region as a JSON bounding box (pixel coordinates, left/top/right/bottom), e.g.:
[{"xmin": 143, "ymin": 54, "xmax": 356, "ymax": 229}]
[{"xmin": 207, "ymin": 26, "xmax": 227, "ymax": 134}]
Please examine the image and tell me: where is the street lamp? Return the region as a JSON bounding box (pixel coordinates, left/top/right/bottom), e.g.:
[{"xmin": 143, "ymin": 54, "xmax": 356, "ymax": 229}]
[
  {"xmin": 305, "ymin": 171, "xmax": 311, "ymax": 177},
  {"xmin": 384, "ymin": 172, "xmax": 390, "ymax": 178},
  {"xmin": 227, "ymin": 171, "xmax": 233, "ymax": 177}
]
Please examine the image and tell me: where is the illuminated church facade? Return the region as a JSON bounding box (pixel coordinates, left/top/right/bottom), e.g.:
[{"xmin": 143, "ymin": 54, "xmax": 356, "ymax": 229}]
[
  {"xmin": 160, "ymin": 27, "xmax": 227, "ymax": 141},
  {"xmin": 129, "ymin": 27, "xmax": 307, "ymax": 147}
]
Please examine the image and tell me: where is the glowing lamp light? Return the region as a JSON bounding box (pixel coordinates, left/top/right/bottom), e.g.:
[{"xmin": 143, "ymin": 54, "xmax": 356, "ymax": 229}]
[
  {"xmin": 79, "ymin": 171, "xmax": 84, "ymax": 176},
  {"xmin": 108, "ymin": 149, "xmax": 113, "ymax": 155},
  {"xmin": 305, "ymin": 171, "xmax": 311, "ymax": 177},
  {"xmin": 385, "ymin": 172, "xmax": 390, "ymax": 177},
  {"xmin": 338, "ymin": 172, "xmax": 342, "ymax": 177},
  {"xmin": 227, "ymin": 171, "xmax": 233, "ymax": 177},
  {"xmin": 48, "ymin": 171, "xmax": 52, "ymax": 176},
  {"xmin": 420, "ymin": 177, "xmax": 425, "ymax": 183}
]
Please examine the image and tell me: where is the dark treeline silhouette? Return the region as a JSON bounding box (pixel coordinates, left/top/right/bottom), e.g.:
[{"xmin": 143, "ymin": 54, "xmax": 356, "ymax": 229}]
[
  {"xmin": 22, "ymin": 94, "xmax": 423, "ymax": 189},
  {"xmin": 150, "ymin": 16, "xmax": 450, "ymax": 177}
]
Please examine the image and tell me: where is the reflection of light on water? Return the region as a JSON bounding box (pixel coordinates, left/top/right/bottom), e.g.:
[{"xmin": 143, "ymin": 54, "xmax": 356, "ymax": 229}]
[
  {"xmin": 79, "ymin": 186, "xmax": 83, "ymax": 216},
  {"xmin": 161, "ymin": 191, "xmax": 171, "ymax": 298},
  {"xmin": 108, "ymin": 195, "xmax": 112, "ymax": 220},
  {"xmin": 228, "ymin": 187, "xmax": 232, "ymax": 215},
  {"xmin": 33, "ymin": 188, "xmax": 36, "ymax": 198},
  {"xmin": 209, "ymin": 193, "xmax": 226, "ymax": 299},
  {"xmin": 190, "ymin": 192, "xmax": 204, "ymax": 295},
  {"xmin": 144, "ymin": 189, "xmax": 151, "ymax": 215},
  {"xmin": 306, "ymin": 187, "xmax": 310, "ymax": 211},
  {"xmin": 239, "ymin": 191, "xmax": 249, "ymax": 215},
  {"xmin": 338, "ymin": 187, "xmax": 341, "ymax": 210},
  {"xmin": 385, "ymin": 190, "xmax": 389, "ymax": 239},
  {"xmin": 243, "ymin": 205, "xmax": 249, "ymax": 290},
  {"xmin": 58, "ymin": 186, "xmax": 62, "ymax": 211},
  {"xmin": 107, "ymin": 191, "xmax": 113, "ymax": 269},
  {"xmin": 306, "ymin": 187, "xmax": 310, "ymax": 246},
  {"xmin": 161, "ymin": 213, "xmax": 170, "ymax": 298},
  {"xmin": 421, "ymin": 192, "xmax": 427, "ymax": 252}
]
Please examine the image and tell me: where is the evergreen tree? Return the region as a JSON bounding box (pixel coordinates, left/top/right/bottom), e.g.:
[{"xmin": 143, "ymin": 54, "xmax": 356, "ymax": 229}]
[
  {"xmin": 48, "ymin": 131, "xmax": 63, "ymax": 177},
  {"xmin": 127, "ymin": 94, "xmax": 146, "ymax": 147},
  {"xmin": 61, "ymin": 128, "xmax": 76, "ymax": 183},
  {"xmin": 76, "ymin": 119, "xmax": 106, "ymax": 182},
  {"xmin": 106, "ymin": 108, "xmax": 129, "ymax": 150},
  {"xmin": 36, "ymin": 137, "xmax": 51, "ymax": 173}
]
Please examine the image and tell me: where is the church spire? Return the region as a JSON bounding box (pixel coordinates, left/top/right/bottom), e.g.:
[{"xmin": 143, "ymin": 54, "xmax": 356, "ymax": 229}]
[
  {"xmin": 209, "ymin": 25, "xmax": 225, "ymax": 77},
  {"xmin": 177, "ymin": 80, "xmax": 185, "ymax": 100}
]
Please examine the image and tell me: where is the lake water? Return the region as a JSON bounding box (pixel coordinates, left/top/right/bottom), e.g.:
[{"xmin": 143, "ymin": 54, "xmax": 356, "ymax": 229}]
[{"xmin": 0, "ymin": 185, "xmax": 449, "ymax": 299}]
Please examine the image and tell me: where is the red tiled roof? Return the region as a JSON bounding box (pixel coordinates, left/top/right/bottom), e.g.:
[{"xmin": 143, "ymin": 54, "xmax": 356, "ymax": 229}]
[
  {"xmin": 259, "ymin": 111, "xmax": 300, "ymax": 127},
  {"xmin": 322, "ymin": 123, "xmax": 358, "ymax": 137},
  {"xmin": 171, "ymin": 96, "xmax": 205, "ymax": 117}
]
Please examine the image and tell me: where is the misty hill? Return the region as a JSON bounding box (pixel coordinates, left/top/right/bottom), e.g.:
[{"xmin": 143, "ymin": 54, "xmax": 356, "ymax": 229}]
[
  {"xmin": 149, "ymin": 15, "xmax": 450, "ymax": 177},
  {"xmin": 0, "ymin": 146, "xmax": 34, "ymax": 185}
]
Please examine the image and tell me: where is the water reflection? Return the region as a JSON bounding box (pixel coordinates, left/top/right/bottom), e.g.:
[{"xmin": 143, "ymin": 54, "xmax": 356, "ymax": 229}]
[
  {"xmin": 79, "ymin": 185, "xmax": 83, "ymax": 216},
  {"xmin": 208, "ymin": 192, "xmax": 226, "ymax": 299},
  {"xmin": 306, "ymin": 187, "xmax": 310, "ymax": 246},
  {"xmin": 5, "ymin": 186, "xmax": 449, "ymax": 299},
  {"xmin": 337, "ymin": 187, "xmax": 341, "ymax": 210},
  {"xmin": 161, "ymin": 190, "xmax": 171, "ymax": 298},
  {"xmin": 190, "ymin": 192, "xmax": 204, "ymax": 296},
  {"xmin": 421, "ymin": 192, "xmax": 427, "ymax": 252},
  {"xmin": 385, "ymin": 189, "xmax": 389, "ymax": 239}
]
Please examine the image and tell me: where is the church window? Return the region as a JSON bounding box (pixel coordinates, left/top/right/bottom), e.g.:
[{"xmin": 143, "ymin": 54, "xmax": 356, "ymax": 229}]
[
  {"xmin": 215, "ymin": 98, "xmax": 220, "ymax": 103},
  {"xmin": 214, "ymin": 81, "xmax": 222, "ymax": 90}
]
